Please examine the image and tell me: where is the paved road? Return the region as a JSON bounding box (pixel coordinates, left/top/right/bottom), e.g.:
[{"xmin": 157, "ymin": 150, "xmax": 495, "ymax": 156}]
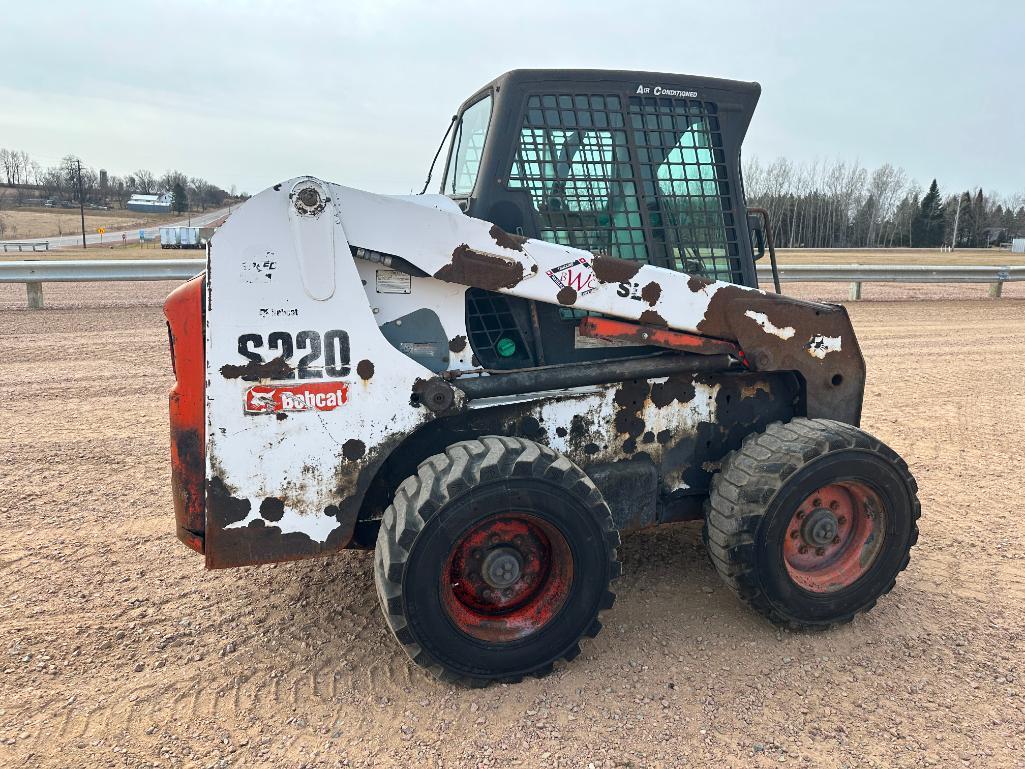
[{"xmin": 0, "ymin": 206, "xmax": 231, "ymax": 249}]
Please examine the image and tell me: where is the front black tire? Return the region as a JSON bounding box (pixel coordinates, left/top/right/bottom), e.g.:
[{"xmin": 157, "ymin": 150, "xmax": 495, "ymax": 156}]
[
  {"xmin": 374, "ymin": 436, "xmax": 620, "ymax": 686},
  {"xmin": 707, "ymin": 418, "xmax": 920, "ymax": 629}
]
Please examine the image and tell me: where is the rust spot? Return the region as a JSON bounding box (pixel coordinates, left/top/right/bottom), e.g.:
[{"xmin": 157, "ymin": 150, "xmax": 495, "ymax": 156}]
[
  {"xmin": 638, "ymin": 309, "xmax": 667, "ymax": 327},
  {"xmin": 489, "ymin": 224, "xmax": 528, "ymax": 252},
  {"xmin": 583, "ymin": 442, "xmax": 600, "ymax": 455},
  {"xmin": 435, "ymin": 244, "xmax": 524, "ymax": 291},
  {"xmin": 273, "ymin": 183, "xmax": 282, "ymax": 191},
  {"xmin": 356, "ymin": 359, "xmax": 375, "ymax": 380},
  {"xmin": 555, "ymin": 426, "xmax": 568, "ymax": 438},
  {"xmin": 741, "ymin": 381, "xmax": 772, "ymax": 399},
  {"xmin": 651, "ymin": 375, "xmax": 697, "ymax": 409},
  {"xmin": 556, "ymin": 286, "xmax": 578, "ymax": 306},
  {"xmin": 640, "ymin": 281, "xmax": 662, "ymax": 306},
  {"xmin": 411, "ymin": 377, "xmax": 428, "ymax": 403},
  {"xmin": 687, "ymin": 274, "xmax": 714, "ymax": 292},
  {"xmin": 208, "ymin": 475, "xmax": 251, "ymax": 526},
  {"xmin": 471, "ymin": 354, "xmax": 480, "ymax": 367},
  {"xmin": 276, "ymin": 412, "xmax": 288, "ymax": 421},
  {"xmin": 342, "ymin": 439, "xmax": 366, "ymax": 461},
  {"xmin": 259, "ymin": 497, "xmax": 285, "ymax": 522},
  {"xmin": 448, "ymin": 334, "xmax": 468, "ymax": 353},
  {"xmin": 642, "ymin": 430, "xmax": 655, "ymax": 444},
  {"xmin": 592, "ymin": 255, "xmax": 641, "ymax": 284},
  {"xmin": 656, "ymin": 429, "xmax": 672, "ymax": 445},
  {"xmin": 219, "ymin": 355, "xmax": 293, "ymax": 381},
  {"xmin": 613, "ymin": 379, "xmax": 649, "ymax": 441}
]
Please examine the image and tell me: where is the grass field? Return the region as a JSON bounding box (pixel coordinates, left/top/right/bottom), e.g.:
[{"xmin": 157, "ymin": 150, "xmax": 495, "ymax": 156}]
[
  {"xmin": 0, "ymin": 243, "xmax": 175, "ymax": 261},
  {"xmin": 0, "ymin": 207, "xmax": 191, "ymax": 241}
]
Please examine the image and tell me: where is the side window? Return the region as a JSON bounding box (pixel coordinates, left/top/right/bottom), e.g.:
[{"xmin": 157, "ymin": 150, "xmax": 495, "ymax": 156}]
[
  {"xmin": 445, "ymin": 95, "xmax": 493, "ymax": 197},
  {"xmin": 506, "ymin": 93, "xmax": 740, "ymax": 284},
  {"xmin": 655, "ymin": 119, "xmax": 733, "ymax": 278}
]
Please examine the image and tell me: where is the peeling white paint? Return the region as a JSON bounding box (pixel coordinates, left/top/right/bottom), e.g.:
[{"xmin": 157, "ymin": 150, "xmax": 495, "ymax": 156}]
[
  {"xmin": 225, "ymin": 504, "xmax": 341, "ymax": 541},
  {"xmin": 744, "ymin": 310, "xmax": 795, "ymax": 340},
  {"xmin": 806, "ymin": 335, "xmax": 842, "ymax": 359}
]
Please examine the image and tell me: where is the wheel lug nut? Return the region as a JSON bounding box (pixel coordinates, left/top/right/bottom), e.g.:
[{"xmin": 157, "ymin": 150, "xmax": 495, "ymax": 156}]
[
  {"xmin": 789, "ymin": 530, "xmax": 799, "ymax": 539},
  {"xmin": 837, "ymin": 516, "xmax": 846, "ymax": 525},
  {"xmin": 813, "ymin": 498, "xmax": 822, "ymax": 507},
  {"xmin": 815, "ymin": 547, "xmax": 825, "ymax": 556},
  {"xmin": 832, "ymin": 536, "xmax": 841, "ymax": 545},
  {"xmin": 796, "ymin": 510, "xmax": 806, "ymax": 520},
  {"xmin": 798, "ymin": 545, "xmax": 808, "ymax": 555},
  {"xmin": 829, "ymin": 500, "xmax": 839, "ymax": 510}
]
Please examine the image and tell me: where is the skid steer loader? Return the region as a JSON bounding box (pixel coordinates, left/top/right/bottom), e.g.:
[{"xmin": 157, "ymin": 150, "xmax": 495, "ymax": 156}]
[{"xmin": 164, "ymin": 69, "xmax": 919, "ymax": 685}]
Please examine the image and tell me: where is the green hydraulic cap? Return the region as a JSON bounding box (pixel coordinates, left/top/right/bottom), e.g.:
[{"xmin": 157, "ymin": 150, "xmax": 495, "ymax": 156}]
[{"xmin": 495, "ymin": 337, "xmax": 517, "ymax": 357}]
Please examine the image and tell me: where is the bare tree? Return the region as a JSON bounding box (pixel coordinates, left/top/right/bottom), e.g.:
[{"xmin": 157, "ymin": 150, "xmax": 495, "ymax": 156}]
[
  {"xmin": 160, "ymin": 170, "xmax": 189, "ymax": 196},
  {"xmin": 134, "ymin": 169, "xmax": 156, "ymax": 194}
]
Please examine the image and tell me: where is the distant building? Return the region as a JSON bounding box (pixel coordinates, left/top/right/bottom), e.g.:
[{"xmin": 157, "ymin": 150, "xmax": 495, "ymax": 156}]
[
  {"xmin": 981, "ymin": 226, "xmax": 1008, "ymax": 246},
  {"xmin": 127, "ymin": 192, "xmax": 173, "ymax": 213}
]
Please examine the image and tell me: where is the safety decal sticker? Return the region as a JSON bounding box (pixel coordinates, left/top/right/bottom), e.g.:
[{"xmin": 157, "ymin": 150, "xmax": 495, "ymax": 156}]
[
  {"xmin": 546, "ymin": 257, "xmax": 597, "ymax": 296},
  {"xmin": 245, "ymin": 382, "xmax": 349, "ymax": 414}
]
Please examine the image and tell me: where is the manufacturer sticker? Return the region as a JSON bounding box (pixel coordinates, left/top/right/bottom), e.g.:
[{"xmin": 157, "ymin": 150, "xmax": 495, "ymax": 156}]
[
  {"xmin": 546, "ymin": 257, "xmax": 597, "ymax": 296},
  {"xmin": 376, "ymin": 269, "xmax": 412, "ymax": 294},
  {"xmin": 241, "ymin": 256, "xmax": 278, "ymax": 283},
  {"xmin": 245, "ymin": 382, "xmax": 349, "ymax": 414}
]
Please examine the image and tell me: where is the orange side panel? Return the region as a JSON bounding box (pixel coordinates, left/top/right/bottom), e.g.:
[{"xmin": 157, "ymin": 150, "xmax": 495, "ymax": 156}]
[{"xmin": 164, "ymin": 275, "xmax": 206, "ymax": 553}]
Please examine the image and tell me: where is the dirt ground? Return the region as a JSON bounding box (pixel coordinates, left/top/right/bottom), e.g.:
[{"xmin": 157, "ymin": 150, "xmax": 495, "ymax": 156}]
[
  {"xmin": 1, "ymin": 281, "xmax": 1023, "ymax": 769},
  {"xmin": 775, "ymin": 248, "xmax": 1025, "ymax": 267}
]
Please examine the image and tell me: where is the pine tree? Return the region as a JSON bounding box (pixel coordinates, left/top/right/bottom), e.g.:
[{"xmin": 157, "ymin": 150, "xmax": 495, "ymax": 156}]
[
  {"xmin": 913, "ymin": 179, "xmax": 944, "ymax": 247},
  {"xmin": 971, "ymin": 189, "xmax": 985, "ymax": 246},
  {"xmin": 172, "ymin": 182, "xmax": 188, "ymax": 215}
]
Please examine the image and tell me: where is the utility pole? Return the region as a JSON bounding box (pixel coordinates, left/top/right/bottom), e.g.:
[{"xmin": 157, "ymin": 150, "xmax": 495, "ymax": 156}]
[
  {"xmin": 950, "ymin": 192, "xmax": 963, "ymax": 252},
  {"xmin": 77, "ymin": 159, "xmax": 87, "ymax": 249}
]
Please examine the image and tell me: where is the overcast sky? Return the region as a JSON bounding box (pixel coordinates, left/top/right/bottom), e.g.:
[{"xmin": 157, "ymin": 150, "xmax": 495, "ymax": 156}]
[{"xmin": 2, "ymin": 1, "xmax": 1021, "ymax": 198}]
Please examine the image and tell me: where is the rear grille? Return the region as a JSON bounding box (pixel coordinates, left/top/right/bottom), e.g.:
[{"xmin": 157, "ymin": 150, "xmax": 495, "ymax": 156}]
[{"xmin": 465, "ymin": 288, "xmax": 534, "ymax": 369}]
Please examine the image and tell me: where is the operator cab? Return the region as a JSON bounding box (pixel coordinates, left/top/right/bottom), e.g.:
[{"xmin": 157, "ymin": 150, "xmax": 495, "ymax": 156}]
[{"xmin": 434, "ymin": 69, "xmax": 769, "ymax": 369}]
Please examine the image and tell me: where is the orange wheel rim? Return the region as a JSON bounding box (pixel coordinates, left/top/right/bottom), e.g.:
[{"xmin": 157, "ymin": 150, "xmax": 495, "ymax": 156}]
[{"xmin": 782, "ymin": 481, "xmax": 886, "ymax": 593}]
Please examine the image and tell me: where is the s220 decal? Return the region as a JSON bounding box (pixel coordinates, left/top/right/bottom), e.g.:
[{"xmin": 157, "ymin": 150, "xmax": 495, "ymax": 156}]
[{"xmin": 236, "ymin": 329, "xmax": 350, "ymax": 380}]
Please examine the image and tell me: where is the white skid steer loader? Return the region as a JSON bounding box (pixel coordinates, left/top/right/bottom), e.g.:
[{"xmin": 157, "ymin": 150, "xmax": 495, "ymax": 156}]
[{"xmin": 164, "ymin": 69, "xmax": 919, "ymax": 685}]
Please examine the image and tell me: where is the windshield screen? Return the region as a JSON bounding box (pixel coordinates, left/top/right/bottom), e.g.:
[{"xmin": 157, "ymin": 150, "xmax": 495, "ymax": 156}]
[
  {"xmin": 506, "ymin": 93, "xmax": 740, "ymax": 284},
  {"xmin": 444, "ymin": 94, "xmax": 493, "ymax": 196}
]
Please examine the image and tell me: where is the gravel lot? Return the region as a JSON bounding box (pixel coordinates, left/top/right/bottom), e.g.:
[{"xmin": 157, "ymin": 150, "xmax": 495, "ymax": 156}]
[{"xmin": 1, "ymin": 281, "xmax": 1023, "ymax": 768}]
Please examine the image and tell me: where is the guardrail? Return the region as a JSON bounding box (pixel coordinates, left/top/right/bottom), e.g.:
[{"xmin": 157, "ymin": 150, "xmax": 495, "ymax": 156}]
[
  {"xmin": 0, "ymin": 259, "xmax": 204, "ymax": 308},
  {"xmin": 1, "ymin": 241, "xmax": 50, "ymax": 253},
  {"xmin": 1, "ymin": 259, "xmax": 1022, "ymax": 309},
  {"xmin": 756, "ymin": 264, "xmax": 1025, "ymax": 299}
]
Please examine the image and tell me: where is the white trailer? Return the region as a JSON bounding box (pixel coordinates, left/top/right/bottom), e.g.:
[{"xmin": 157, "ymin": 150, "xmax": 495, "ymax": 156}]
[
  {"xmin": 159, "ymin": 226, "xmax": 180, "ymax": 249},
  {"xmin": 1012, "ymin": 238, "xmax": 1025, "ymax": 254},
  {"xmin": 178, "ymin": 226, "xmax": 201, "ymax": 249}
]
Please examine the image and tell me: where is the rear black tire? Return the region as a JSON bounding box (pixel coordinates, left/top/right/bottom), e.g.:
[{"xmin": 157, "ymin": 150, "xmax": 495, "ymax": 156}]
[
  {"xmin": 707, "ymin": 418, "xmax": 920, "ymax": 629},
  {"xmin": 374, "ymin": 436, "xmax": 620, "ymax": 686}
]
